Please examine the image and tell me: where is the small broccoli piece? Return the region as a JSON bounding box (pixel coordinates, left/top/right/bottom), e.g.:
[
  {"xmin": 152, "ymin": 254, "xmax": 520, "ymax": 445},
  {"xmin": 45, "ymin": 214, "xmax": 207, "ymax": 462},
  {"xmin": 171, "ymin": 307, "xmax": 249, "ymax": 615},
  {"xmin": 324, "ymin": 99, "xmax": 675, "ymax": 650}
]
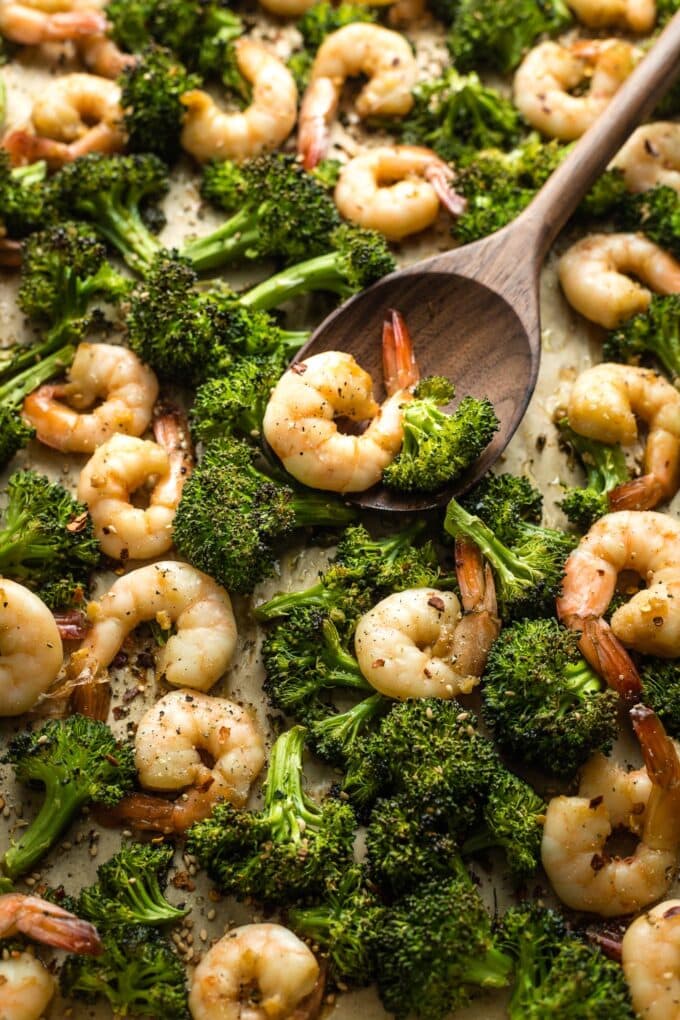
[
  {"xmin": 581, "ymin": 167, "xmax": 629, "ymax": 219},
  {"xmin": 620, "ymin": 184, "xmax": 680, "ymax": 260},
  {"xmin": 604, "ymin": 294, "xmax": 680, "ymax": 382},
  {"xmin": 309, "ymin": 693, "xmax": 388, "ymax": 766},
  {"xmin": 288, "ymin": 866, "xmax": 386, "ymax": 987},
  {"xmin": 401, "ymin": 69, "xmax": 521, "ymax": 163},
  {"xmin": 0, "ymin": 153, "xmax": 52, "ymax": 240},
  {"xmin": 126, "ymin": 252, "xmax": 306, "ymax": 386},
  {"xmin": 51, "ymin": 154, "xmax": 168, "ymax": 273},
  {"xmin": 462, "ymin": 769, "xmax": 546, "ymax": 880},
  {"xmin": 640, "ymin": 658, "xmax": 680, "ymax": 737},
  {"xmin": 383, "ymin": 378, "xmax": 499, "ymax": 493},
  {"xmin": 238, "ymin": 224, "xmax": 396, "ymax": 312},
  {"xmin": 556, "ymin": 416, "xmax": 630, "ymax": 530},
  {"xmin": 0, "ymin": 342, "xmax": 74, "ymax": 469},
  {"xmin": 190, "ymin": 352, "xmax": 289, "ymax": 443},
  {"xmin": 500, "ymin": 902, "xmax": 635, "ymax": 1019},
  {"xmin": 376, "ymin": 871, "xmax": 512, "ymax": 1019},
  {"xmin": 448, "ymin": 0, "xmax": 572, "ymax": 73},
  {"xmin": 78, "ymin": 842, "xmax": 188, "ymax": 929},
  {"xmin": 187, "ymin": 726, "xmax": 356, "ymax": 905},
  {"xmin": 119, "ymin": 45, "xmax": 200, "ymax": 161},
  {"xmin": 186, "ymin": 153, "xmax": 341, "ymax": 271},
  {"xmin": 0, "ymin": 470, "xmax": 100, "ymax": 609},
  {"xmin": 174, "ymin": 436, "xmax": 356, "ymax": 594},
  {"xmin": 1, "ymin": 716, "xmax": 135, "ymax": 881},
  {"xmin": 461, "ymin": 470, "xmax": 543, "ymax": 532},
  {"xmin": 483, "ymin": 618, "xmax": 619, "ymax": 776},
  {"xmin": 60, "ymin": 924, "xmax": 190, "ymax": 1019}
]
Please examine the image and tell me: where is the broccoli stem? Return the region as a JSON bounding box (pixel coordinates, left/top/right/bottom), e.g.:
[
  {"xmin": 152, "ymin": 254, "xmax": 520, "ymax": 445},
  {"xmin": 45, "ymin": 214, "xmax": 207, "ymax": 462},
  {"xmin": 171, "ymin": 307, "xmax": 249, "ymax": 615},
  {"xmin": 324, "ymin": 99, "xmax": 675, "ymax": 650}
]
[
  {"xmin": 286, "ymin": 903, "xmax": 333, "ymax": 946},
  {"xmin": 239, "ymin": 252, "xmax": 353, "ymax": 311},
  {"xmin": 444, "ymin": 499, "xmax": 535, "ymax": 584},
  {"xmin": 320, "ymin": 618, "xmax": 371, "ymax": 690},
  {"xmin": 86, "ymin": 201, "xmax": 161, "ymax": 272},
  {"xmin": 121, "ymin": 874, "xmax": 184, "ymax": 924},
  {"xmin": 290, "ymin": 492, "xmax": 357, "ymax": 529},
  {"xmin": 313, "ymin": 693, "xmax": 386, "ymax": 747},
  {"xmin": 3, "ymin": 767, "xmax": 88, "ymax": 879},
  {"xmin": 0, "ymin": 344, "xmax": 74, "ymax": 406},
  {"xmin": 10, "ymin": 161, "xmax": 47, "ymax": 186},
  {"xmin": 255, "ymin": 582, "xmax": 329, "ymax": 620},
  {"xmin": 465, "ymin": 946, "xmax": 514, "ymax": 988},
  {"xmin": 265, "ymin": 726, "xmax": 321, "ymax": 840},
  {"xmin": 181, "ymin": 208, "xmax": 260, "ymax": 271}
]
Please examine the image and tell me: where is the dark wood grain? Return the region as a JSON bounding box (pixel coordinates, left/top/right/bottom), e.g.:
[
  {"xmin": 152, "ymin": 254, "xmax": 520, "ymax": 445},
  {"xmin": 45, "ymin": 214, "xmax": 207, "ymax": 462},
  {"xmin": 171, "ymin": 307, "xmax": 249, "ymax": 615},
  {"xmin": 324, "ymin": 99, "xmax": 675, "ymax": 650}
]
[{"xmin": 292, "ymin": 10, "xmax": 680, "ymax": 513}]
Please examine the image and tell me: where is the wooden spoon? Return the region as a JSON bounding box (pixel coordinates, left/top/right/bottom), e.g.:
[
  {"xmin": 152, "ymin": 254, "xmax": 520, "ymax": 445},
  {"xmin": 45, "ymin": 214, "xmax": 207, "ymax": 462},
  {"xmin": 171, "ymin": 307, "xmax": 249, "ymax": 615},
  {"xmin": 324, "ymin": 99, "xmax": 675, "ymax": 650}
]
[{"xmin": 292, "ymin": 12, "xmax": 680, "ymax": 512}]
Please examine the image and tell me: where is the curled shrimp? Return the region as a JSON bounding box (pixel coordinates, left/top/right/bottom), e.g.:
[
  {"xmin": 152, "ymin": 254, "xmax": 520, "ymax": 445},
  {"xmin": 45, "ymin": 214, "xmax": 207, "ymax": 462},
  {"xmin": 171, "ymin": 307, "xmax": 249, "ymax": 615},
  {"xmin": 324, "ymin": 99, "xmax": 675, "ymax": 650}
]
[
  {"xmin": 567, "ymin": 363, "xmax": 680, "ymax": 511},
  {"xmin": 0, "ymin": 0, "xmax": 106, "ymax": 45},
  {"xmin": 0, "ymin": 953, "xmax": 56, "ymax": 1020},
  {"xmin": 99, "ymin": 690, "xmax": 265, "ymax": 833},
  {"xmin": 354, "ymin": 539, "xmax": 499, "ymax": 698},
  {"xmin": 566, "ymin": 0, "xmax": 656, "ymax": 32},
  {"xmin": 263, "ymin": 309, "xmax": 417, "ymax": 493},
  {"xmin": 622, "ymin": 899, "xmax": 680, "ymax": 1020},
  {"xmin": 76, "ymin": 408, "xmax": 193, "ymax": 561},
  {"xmin": 557, "ymin": 510, "xmax": 680, "ymax": 663},
  {"xmin": 334, "ymin": 145, "xmax": 466, "ymax": 241},
  {"xmin": 513, "ymin": 39, "xmax": 638, "ymax": 141},
  {"xmin": 298, "ymin": 23, "xmax": 417, "ymax": 169},
  {"xmin": 189, "ymin": 923, "xmax": 322, "ymax": 1020},
  {"xmin": 541, "ymin": 705, "xmax": 680, "ymax": 917},
  {"xmin": 22, "ymin": 342, "xmax": 159, "ymax": 454},
  {"xmin": 0, "ymin": 579, "xmax": 63, "ymax": 717},
  {"xmin": 180, "ymin": 38, "xmax": 297, "ymax": 164},
  {"xmin": 613, "ymin": 122, "xmax": 680, "ymax": 195},
  {"xmin": 558, "ymin": 232, "xmax": 680, "ymax": 329},
  {"xmin": 2, "ymin": 73, "xmax": 125, "ymax": 168},
  {"xmin": 0, "ymin": 892, "xmax": 101, "ymax": 954}
]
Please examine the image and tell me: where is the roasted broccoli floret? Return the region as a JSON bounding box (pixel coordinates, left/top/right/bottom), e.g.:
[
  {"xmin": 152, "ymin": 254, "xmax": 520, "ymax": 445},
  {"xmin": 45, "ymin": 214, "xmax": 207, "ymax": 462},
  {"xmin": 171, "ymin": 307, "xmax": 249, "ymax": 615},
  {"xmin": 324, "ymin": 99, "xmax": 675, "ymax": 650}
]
[
  {"xmin": 1, "ymin": 716, "xmax": 135, "ymax": 881},
  {"xmin": 500, "ymin": 902, "xmax": 635, "ymax": 1019},
  {"xmin": 51, "ymin": 154, "xmax": 168, "ymax": 273},
  {"xmin": 0, "ymin": 153, "xmax": 52, "ymax": 242},
  {"xmin": 186, "ymin": 153, "xmax": 341, "ymax": 271},
  {"xmin": 556, "ymin": 417, "xmax": 630, "ymax": 530},
  {"xmin": 640, "ymin": 657, "xmax": 680, "ymax": 737},
  {"xmin": 448, "ymin": 0, "xmax": 572, "ymax": 73},
  {"xmin": 0, "ymin": 470, "xmax": 100, "ymax": 609},
  {"xmin": 309, "ymin": 693, "xmax": 388, "ymax": 766},
  {"xmin": 78, "ymin": 842, "xmax": 188, "ymax": 929},
  {"xmin": 401, "ymin": 69, "xmax": 521, "ymax": 162},
  {"xmin": 0, "ymin": 342, "xmax": 74, "ymax": 469},
  {"xmin": 382, "ymin": 377, "xmax": 499, "ymax": 493},
  {"xmin": 61, "ymin": 924, "xmax": 190, "ymax": 1019},
  {"xmin": 376, "ymin": 870, "xmax": 512, "ymax": 1019},
  {"xmin": 118, "ymin": 45, "xmax": 200, "ymax": 161},
  {"xmin": 186, "ymin": 726, "xmax": 356, "ymax": 905},
  {"xmin": 173, "ymin": 436, "xmax": 356, "ymax": 594},
  {"xmin": 462, "ymin": 769, "xmax": 546, "ymax": 880},
  {"xmin": 483, "ymin": 618, "xmax": 619, "ymax": 776},
  {"xmin": 620, "ymin": 184, "xmax": 680, "ymax": 260},
  {"xmin": 190, "ymin": 352, "xmax": 289, "ymax": 443},
  {"xmin": 604, "ymin": 295, "xmax": 680, "ymax": 382}
]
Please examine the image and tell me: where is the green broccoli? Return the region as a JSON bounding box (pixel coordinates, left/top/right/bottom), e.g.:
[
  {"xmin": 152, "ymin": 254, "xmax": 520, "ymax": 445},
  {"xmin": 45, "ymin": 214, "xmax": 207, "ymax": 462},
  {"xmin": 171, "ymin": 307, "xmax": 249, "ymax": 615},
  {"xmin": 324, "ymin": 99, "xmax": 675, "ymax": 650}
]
[
  {"xmin": 173, "ymin": 436, "xmax": 356, "ymax": 594},
  {"xmin": 604, "ymin": 295, "xmax": 680, "ymax": 382},
  {"xmin": 78, "ymin": 842, "xmax": 188, "ymax": 929},
  {"xmin": 186, "ymin": 726, "xmax": 356, "ymax": 905},
  {"xmin": 640, "ymin": 657, "xmax": 680, "ymax": 737},
  {"xmin": 308, "ymin": 693, "xmax": 389, "ymax": 766},
  {"xmin": 483, "ymin": 618, "xmax": 619, "ymax": 776},
  {"xmin": 620, "ymin": 184, "xmax": 680, "ymax": 260},
  {"xmin": 0, "ymin": 342, "xmax": 74, "ymax": 469},
  {"xmin": 382, "ymin": 377, "xmax": 499, "ymax": 493},
  {"xmin": 461, "ymin": 769, "xmax": 546, "ymax": 881},
  {"xmin": 448, "ymin": 0, "xmax": 572, "ymax": 73},
  {"xmin": 0, "ymin": 153, "xmax": 52, "ymax": 244},
  {"xmin": 189, "ymin": 353, "xmax": 289, "ymax": 443},
  {"xmin": 1, "ymin": 716, "xmax": 135, "ymax": 881},
  {"xmin": 557, "ymin": 416, "xmax": 630, "ymax": 530}
]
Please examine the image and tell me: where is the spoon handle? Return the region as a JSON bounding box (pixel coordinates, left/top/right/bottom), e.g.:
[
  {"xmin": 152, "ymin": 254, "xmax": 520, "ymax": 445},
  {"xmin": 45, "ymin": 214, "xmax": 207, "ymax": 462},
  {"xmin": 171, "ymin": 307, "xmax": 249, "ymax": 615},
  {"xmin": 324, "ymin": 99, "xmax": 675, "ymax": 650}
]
[{"xmin": 515, "ymin": 10, "xmax": 680, "ymax": 258}]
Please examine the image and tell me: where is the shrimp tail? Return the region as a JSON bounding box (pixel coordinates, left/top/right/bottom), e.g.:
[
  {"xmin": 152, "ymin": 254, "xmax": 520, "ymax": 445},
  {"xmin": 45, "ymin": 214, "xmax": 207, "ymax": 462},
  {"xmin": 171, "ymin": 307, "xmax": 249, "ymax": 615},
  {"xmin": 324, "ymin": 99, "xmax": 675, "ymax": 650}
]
[
  {"xmin": 631, "ymin": 703, "xmax": 680, "ymax": 790},
  {"xmin": 0, "ymin": 238, "xmax": 22, "ymax": 268},
  {"xmin": 2, "ymin": 129, "xmax": 72, "ymax": 169},
  {"xmin": 298, "ymin": 77, "xmax": 336, "ymax": 170},
  {"xmin": 608, "ymin": 475, "xmax": 666, "ymax": 512},
  {"xmin": 382, "ymin": 309, "xmax": 419, "ymax": 396},
  {"xmin": 71, "ymin": 677, "xmax": 111, "ymax": 721},
  {"xmin": 95, "ymin": 793, "xmax": 181, "ymax": 834},
  {"xmin": 580, "ymin": 616, "xmax": 642, "ymax": 702},
  {"xmin": 454, "ymin": 537, "xmax": 497, "ymax": 614},
  {"xmin": 424, "ymin": 162, "xmax": 467, "ymax": 217},
  {"xmin": 12, "ymin": 898, "xmax": 102, "ymax": 955}
]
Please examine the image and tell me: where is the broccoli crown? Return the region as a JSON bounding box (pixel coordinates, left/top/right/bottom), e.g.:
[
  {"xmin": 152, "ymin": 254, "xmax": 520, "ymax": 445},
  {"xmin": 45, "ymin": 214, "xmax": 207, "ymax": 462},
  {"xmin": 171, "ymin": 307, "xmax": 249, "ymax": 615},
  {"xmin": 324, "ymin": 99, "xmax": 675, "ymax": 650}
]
[
  {"xmin": 119, "ymin": 45, "xmax": 201, "ymax": 161},
  {"xmin": 298, "ymin": 0, "xmax": 376, "ymax": 51},
  {"xmin": 500, "ymin": 903, "xmax": 635, "ymax": 1020},
  {"xmin": 376, "ymin": 873, "xmax": 512, "ymax": 1019},
  {"xmin": 620, "ymin": 184, "xmax": 680, "ymax": 261},
  {"xmin": 483, "ymin": 618, "xmax": 619, "ymax": 775},
  {"xmin": 78, "ymin": 842, "xmax": 188, "ymax": 929},
  {"xmin": 0, "ymin": 343, "xmax": 75, "ymax": 470},
  {"xmin": 557, "ymin": 416, "xmax": 629, "ymax": 530},
  {"xmin": 448, "ymin": 0, "xmax": 572, "ymax": 73},
  {"xmin": 603, "ymin": 294, "xmax": 680, "ymax": 383},
  {"xmin": 0, "ymin": 152, "xmax": 52, "ymax": 238},
  {"xmin": 187, "ymin": 726, "xmax": 356, "ymax": 905},
  {"xmin": 288, "ymin": 866, "xmax": 386, "ymax": 988},
  {"xmin": 2, "ymin": 716, "xmax": 135, "ymax": 880},
  {"xmin": 461, "ymin": 471, "xmax": 543, "ymax": 535},
  {"xmin": 60, "ymin": 924, "xmax": 190, "ymax": 1019},
  {"xmin": 0, "ymin": 470, "xmax": 100, "ymax": 609},
  {"xmin": 640, "ymin": 657, "xmax": 680, "ymax": 737},
  {"xmin": 309, "ymin": 693, "xmax": 388, "ymax": 766},
  {"xmin": 463, "ymin": 769, "xmax": 545, "ymax": 880},
  {"xmin": 383, "ymin": 387, "xmax": 499, "ymax": 494},
  {"xmin": 51, "ymin": 154, "xmax": 168, "ymax": 272},
  {"xmin": 0, "ymin": 407, "xmax": 34, "ymax": 469},
  {"xmin": 190, "ymin": 352, "xmax": 289, "ymax": 443},
  {"xmin": 401, "ymin": 69, "xmax": 521, "ymax": 163}
]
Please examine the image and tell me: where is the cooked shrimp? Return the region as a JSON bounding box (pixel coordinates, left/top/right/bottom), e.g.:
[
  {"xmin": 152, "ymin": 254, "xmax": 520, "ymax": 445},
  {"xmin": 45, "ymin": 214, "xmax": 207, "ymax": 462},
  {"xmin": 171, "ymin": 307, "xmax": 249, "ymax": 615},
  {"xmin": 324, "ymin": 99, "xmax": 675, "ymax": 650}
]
[
  {"xmin": 76, "ymin": 408, "xmax": 193, "ymax": 560},
  {"xmin": 263, "ymin": 309, "xmax": 417, "ymax": 493},
  {"xmin": 0, "ymin": 953, "xmax": 56, "ymax": 1020},
  {"xmin": 334, "ymin": 145, "xmax": 466, "ymax": 241},
  {"xmin": 541, "ymin": 705, "xmax": 680, "ymax": 916},
  {"xmin": 354, "ymin": 539, "xmax": 500, "ymax": 698},
  {"xmin": 558, "ymin": 232, "xmax": 680, "ymax": 329},
  {"xmin": 557, "ymin": 510, "xmax": 680, "ymax": 659},
  {"xmin": 22, "ymin": 342, "xmax": 159, "ymax": 454},
  {"xmin": 0, "ymin": 579, "xmax": 63, "ymax": 717},
  {"xmin": 100, "ymin": 690, "xmax": 265, "ymax": 833},
  {"xmin": 622, "ymin": 899, "xmax": 680, "ymax": 1020},
  {"xmin": 513, "ymin": 39, "xmax": 638, "ymax": 141},
  {"xmin": 298, "ymin": 23, "xmax": 417, "ymax": 169},
  {"xmin": 566, "ymin": 0, "xmax": 656, "ymax": 32},
  {"xmin": 567, "ymin": 363, "xmax": 680, "ymax": 510},
  {"xmin": 180, "ymin": 38, "xmax": 297, "ymax": 163},
  {"xmin": 2, "ymin": 73, "xmax": 125, "ymax": 168},
  {"xmin": 0, "ymin": 0, "xmax": 106, "ymax": 45},
  {"xmin": 613, "ymin": 122, "xmax": 680, "ymax": 195},
  {"xmin": 189, "ymin": 924, "xmax": 322, "ymax": 1020},
  {"xmin": 0, "ymin": 892, "xmax": 101, "ymax": 953},
  {"xmin": 68, "ymin": 560, "xmax": 237, "ymax": 694}
]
